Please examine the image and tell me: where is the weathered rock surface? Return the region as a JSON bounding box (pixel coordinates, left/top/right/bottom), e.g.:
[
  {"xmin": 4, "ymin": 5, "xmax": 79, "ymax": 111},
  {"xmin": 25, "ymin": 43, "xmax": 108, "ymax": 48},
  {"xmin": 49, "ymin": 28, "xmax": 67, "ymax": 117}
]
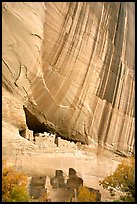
[{"xmin": 2, "ymin": 2, "xmax": 135, "ymax": 155}]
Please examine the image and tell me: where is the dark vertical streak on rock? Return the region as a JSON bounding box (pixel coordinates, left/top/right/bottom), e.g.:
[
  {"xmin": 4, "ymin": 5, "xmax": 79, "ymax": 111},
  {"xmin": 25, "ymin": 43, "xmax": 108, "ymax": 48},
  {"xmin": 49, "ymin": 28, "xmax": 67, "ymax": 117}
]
[
  {"xmin": 112, "ymin": 62, "xmax": 122, "ymax": 108},
  {"xmin": 117, "ymin": 69, "xmax": 125, "ymax": 110},
  {"xmin": 113, "ymin": 3, "xmax": 121, "ymax": 46}
]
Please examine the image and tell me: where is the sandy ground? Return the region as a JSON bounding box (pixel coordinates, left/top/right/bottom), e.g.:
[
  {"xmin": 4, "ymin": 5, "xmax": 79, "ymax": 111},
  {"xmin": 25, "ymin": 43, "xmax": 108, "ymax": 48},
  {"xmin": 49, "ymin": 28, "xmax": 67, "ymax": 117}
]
[{"xmin": 2, "ymin": 121, "xmax": 124, "ymax": 202}]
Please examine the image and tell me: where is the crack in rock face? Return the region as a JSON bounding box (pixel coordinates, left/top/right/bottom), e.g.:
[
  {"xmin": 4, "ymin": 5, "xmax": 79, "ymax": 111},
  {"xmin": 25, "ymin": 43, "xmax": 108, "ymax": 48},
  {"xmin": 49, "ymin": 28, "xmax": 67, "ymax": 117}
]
[{"xmin": 2, "ymin": 2, "xmax": 135, "ymax": 156}]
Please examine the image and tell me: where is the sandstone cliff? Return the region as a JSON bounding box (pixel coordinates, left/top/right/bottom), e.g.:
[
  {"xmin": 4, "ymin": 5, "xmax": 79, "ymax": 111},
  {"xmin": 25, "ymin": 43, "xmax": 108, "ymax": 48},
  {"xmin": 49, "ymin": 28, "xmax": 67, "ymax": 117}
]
[{"xmin": 2, "ymin": 2, "xmax": 135, "ymax": 156}]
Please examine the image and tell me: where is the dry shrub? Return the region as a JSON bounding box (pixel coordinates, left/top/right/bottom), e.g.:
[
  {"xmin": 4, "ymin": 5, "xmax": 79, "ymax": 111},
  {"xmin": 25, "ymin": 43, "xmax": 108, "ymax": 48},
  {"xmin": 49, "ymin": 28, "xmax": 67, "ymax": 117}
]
[
  {"xmin": 99, "ymin": 157, "xmax": 135, "ymax": 202},
  {"xmin": 77, "ymin": 185, "xmax": 97, "ymax": 202},
  {"xmin": 2, "ymin": 160, "xmax": 29, "ymax": 202}
]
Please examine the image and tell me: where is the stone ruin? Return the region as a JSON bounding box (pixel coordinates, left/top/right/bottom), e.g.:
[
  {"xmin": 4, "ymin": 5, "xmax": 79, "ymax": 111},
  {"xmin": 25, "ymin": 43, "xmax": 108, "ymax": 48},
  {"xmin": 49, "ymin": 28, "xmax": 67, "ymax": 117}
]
[
  {"xmin": 50, "ymin": 170, "xmax": 66, "ymax": 189},
  {"xmin": 24, "ymin": 131, "xmax": 80, "ymax": 152},
  {"xmin": 29, "ymin": 176, "xmax": 47, "ymax": 199},
  {"xmin": 66, "ymin": 168, "xmax": 83, "ymax": 191},
  {"xmin": 28, "ymin": 168, "xmax": 101, "ymax": 202}
]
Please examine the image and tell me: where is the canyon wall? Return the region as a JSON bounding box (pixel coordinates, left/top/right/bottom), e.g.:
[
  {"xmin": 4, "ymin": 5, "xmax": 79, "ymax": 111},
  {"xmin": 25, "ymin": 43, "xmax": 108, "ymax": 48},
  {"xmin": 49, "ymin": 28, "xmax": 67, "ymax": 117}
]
[{"xmin": 2, "ymin": 2, "xmax": 135, "ymax": 156}]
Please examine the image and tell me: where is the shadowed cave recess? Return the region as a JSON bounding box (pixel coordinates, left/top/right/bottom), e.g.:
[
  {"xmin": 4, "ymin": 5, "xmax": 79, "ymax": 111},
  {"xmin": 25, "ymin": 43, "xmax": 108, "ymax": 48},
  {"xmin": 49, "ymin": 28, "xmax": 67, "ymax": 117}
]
[
  {"xmin": 19, "ymin": 105, "xmax": 135, "ymax": 157},
  {"xmin": 23, "ymin": 106, "xmax": 50, "ymax": 134},
  {"xmin": 22, "ymin": 106, "xmax": 79, "ymax": 144}
]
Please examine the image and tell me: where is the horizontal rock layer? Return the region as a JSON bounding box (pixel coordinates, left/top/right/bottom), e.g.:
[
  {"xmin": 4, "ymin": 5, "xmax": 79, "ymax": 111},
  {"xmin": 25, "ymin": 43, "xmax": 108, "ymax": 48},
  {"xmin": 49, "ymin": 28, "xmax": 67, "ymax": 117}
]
[{"xmin": 2, "ymin": 2, "xmax": 135, "ymax": 155}]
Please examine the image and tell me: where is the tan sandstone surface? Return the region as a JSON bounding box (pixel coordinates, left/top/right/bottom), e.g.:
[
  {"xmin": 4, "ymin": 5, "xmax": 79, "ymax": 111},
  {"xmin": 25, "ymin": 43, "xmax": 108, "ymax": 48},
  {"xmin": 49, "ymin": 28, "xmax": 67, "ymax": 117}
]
[
  {"xmin": 2, "ymin": 2, "xmax": 135, "ymax": 201},
  {"xmin": 2, "ymin": 2, "xmax": 135, "ymax": 156}
]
